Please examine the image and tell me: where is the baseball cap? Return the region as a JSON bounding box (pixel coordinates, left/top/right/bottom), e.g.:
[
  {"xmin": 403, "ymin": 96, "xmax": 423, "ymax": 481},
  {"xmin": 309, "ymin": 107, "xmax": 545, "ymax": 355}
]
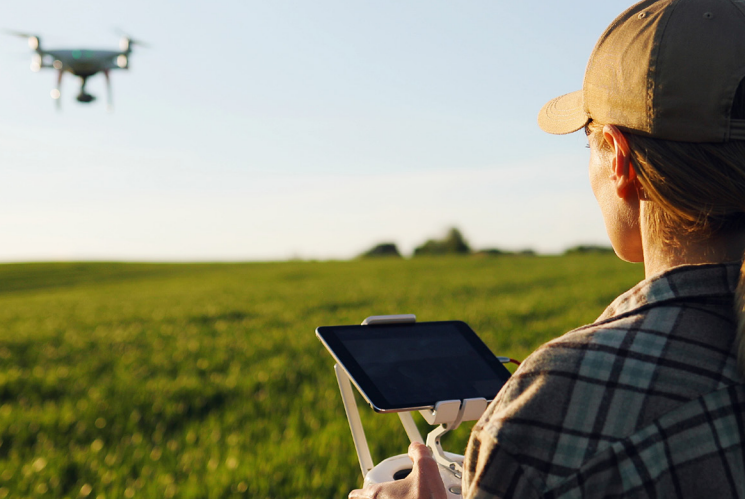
[{"xmin": 538, "ymin": 0, "xmax": 745, "ymax": 142}]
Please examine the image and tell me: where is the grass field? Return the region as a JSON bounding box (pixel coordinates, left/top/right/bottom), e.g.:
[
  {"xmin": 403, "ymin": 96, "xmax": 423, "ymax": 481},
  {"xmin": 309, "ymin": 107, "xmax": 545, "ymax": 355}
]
[{"xmin": 0, "ymin": 255, "xmax": 644, "ymax": 498}]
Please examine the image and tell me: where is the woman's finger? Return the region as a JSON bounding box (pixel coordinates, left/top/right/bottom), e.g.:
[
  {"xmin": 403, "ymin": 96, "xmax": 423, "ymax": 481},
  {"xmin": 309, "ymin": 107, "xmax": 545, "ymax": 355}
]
[{"xmin": 346, "ymin": 443, "xmax": 448, "ymax": 499}]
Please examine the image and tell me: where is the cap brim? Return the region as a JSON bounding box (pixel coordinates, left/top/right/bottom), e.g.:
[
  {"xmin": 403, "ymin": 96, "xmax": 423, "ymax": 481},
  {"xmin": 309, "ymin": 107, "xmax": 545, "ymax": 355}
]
[{"xmin": 537, "ymin": 90, "xmax": 590, "ymax": 135}]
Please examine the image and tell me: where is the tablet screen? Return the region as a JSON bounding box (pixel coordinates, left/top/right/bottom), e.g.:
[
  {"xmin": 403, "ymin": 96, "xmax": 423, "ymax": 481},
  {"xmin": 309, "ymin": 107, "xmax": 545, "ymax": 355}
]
[{"xmin": 316, "ymin": 321, "xmax": 511, "ymax": 412}]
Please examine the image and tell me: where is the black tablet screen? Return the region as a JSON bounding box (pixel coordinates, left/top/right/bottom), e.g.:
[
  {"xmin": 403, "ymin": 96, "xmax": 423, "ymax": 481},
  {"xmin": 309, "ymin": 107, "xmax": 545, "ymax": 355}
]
[{"xmin": 317, "ymin": 321, "xmax": 511, "ymax": 412}]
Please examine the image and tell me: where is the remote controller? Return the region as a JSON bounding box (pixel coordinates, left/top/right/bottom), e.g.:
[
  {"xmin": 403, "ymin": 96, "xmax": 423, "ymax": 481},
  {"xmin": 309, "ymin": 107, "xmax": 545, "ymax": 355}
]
[{"xmin": 364, "ymin": 453, "xmax": 464, "ymax": 499}]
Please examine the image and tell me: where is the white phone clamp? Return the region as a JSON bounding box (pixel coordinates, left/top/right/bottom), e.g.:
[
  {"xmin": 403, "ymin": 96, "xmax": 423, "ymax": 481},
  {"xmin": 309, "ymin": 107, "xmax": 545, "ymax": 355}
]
[{"xmin": 334, "ymin": 315, "xmax": 489, "ymax": 498}]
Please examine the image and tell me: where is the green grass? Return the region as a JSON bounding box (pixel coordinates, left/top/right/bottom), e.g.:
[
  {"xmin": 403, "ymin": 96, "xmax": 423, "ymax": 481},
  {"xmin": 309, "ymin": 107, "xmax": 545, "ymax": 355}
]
[{"xmin": 0, "ymin": 256, "xmax": 644, "ymax": 498}]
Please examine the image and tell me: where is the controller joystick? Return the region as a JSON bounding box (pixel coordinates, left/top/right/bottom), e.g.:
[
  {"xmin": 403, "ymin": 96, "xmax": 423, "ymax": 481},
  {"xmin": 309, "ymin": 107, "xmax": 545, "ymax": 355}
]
[{"xmin": 364, "ymin": 453, "xmax": 465, "ymax": 498}]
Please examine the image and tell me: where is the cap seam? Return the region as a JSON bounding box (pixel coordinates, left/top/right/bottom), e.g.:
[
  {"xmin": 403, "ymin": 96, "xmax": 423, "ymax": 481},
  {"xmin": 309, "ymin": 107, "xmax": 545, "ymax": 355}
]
[
  {"xmin": 729, "ymin": 0, "xmax": 745, "ymax": 20},
  {"xmin": 724, "ymin": 69, "xmax": 745, "ymax": 141},
  {"xmin": 719, "ymin": 1, "xmax": 745, "ymax": 141}
]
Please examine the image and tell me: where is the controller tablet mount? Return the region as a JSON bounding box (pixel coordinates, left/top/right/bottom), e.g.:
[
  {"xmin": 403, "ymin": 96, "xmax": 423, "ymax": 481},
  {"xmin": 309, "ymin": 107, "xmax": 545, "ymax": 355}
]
[{"xmin": 333, "ymin": 314, "xmax": 493, "ymax": 497}]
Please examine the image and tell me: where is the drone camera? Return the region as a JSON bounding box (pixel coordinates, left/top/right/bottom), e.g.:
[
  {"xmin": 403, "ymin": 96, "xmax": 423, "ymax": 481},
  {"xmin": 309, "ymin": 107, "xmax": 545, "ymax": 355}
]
[{"xmin": 76, "ymin": 93, "xmax": 96, "ymax": 103}]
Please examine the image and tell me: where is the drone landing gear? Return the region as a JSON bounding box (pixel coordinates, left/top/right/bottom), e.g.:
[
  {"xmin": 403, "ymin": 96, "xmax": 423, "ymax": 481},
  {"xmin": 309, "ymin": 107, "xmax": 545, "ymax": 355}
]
[
  {"xmin": 52, "ymin": 68, "xmax": 63, "ymax": 110},
  {"xmin": 103, "ymin": 69, "xmax": 113, "ymax": 112}
]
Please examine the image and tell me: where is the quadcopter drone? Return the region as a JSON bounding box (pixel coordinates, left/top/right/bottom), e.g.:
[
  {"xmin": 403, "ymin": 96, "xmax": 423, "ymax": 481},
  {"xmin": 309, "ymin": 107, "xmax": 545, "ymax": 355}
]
[{"xmin": 8, "ymin": 31, "xmax": 146, "ymax": 109}]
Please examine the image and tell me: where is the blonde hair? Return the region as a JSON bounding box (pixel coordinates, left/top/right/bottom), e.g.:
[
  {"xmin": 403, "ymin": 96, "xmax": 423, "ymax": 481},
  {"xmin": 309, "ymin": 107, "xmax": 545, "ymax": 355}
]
[{"xmin": 587, "ymin": 105, "xmax": 745, "ymax": 374}]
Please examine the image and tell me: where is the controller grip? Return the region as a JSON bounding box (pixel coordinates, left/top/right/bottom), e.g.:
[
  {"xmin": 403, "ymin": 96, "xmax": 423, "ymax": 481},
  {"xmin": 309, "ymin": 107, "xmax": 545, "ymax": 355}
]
[{"xmin": 364, "ymin": 453, "xmax": 464, "ymax": 498}]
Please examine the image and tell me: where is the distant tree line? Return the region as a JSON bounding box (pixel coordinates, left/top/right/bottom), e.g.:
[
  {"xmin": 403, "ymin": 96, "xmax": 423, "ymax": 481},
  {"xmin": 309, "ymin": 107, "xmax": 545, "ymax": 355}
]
[
  {"xmin": 360, "ymin": 227, "xmax": 544, "ymax": 259},
  {"xmin": 563, "ymin": 245, "xmax": 615, "ymax": 255},
  {"xmin": 359, "ymin": 228, "xmax": 614, "ymax": 259}
]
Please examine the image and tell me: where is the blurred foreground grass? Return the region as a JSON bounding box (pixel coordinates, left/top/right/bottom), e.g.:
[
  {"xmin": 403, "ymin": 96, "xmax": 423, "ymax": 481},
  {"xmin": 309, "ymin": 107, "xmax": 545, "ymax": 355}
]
[{"xmin": 0, "ymin": 256, "xmax": 644, "ymax": 498}]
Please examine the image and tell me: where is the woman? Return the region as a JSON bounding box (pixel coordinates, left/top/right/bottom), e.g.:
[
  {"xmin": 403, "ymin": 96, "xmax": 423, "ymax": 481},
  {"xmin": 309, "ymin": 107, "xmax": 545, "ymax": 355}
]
[{"xmin": 350, "ymin": 0, "xmax": 745, "ymax": 497}]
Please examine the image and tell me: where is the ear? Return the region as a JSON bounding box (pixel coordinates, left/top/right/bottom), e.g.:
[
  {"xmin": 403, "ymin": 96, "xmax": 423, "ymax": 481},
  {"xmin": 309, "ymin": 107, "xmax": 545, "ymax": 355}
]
[{"xmin": 602, "ymin": 125, "xmax": 638, "ymax": 200}]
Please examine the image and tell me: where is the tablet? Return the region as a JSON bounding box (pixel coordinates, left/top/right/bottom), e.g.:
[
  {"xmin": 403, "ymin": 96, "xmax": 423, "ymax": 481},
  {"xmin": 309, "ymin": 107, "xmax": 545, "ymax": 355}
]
[{"xmin": 316, "ymin": 320, "xmax": 511, "ymax": 412}]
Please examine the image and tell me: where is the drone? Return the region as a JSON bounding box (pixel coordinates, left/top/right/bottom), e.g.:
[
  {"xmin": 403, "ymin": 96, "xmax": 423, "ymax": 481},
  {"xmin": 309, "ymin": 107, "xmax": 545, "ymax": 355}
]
[{"xmin": 8, "ymin": 31, "xmax": 146, "ymax": 109}]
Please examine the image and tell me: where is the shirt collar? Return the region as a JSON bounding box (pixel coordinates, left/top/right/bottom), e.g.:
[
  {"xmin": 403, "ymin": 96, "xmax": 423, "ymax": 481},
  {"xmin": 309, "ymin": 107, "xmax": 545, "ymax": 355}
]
[{"xmin": 597, "ymin": 262, "xmax": 741, "ymax": 322}]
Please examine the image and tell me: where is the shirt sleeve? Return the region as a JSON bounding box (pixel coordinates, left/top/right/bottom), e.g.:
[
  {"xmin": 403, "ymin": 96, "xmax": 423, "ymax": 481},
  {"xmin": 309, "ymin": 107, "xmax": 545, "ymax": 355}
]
[
  {"xmin": 462, "ymin": 425, "xmax": 542, "ymax": 499},
  {"xmin": 460, "ymin": 333, "xmax": 590, "ymax": 499}
]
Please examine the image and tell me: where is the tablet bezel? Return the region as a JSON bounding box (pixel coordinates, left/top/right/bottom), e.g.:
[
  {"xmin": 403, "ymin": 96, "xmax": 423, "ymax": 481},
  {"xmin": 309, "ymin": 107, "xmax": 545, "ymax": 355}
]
[{"xmin": 316, "ymin": 320, "xmax": 511, "ymax": 413}]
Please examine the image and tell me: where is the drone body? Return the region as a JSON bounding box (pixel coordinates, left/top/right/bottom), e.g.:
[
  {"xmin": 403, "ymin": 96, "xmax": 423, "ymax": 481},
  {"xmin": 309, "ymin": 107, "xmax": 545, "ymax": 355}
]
[{"xmin": 12, "ymin": 33, "xmax": 143, "ymax": 109}]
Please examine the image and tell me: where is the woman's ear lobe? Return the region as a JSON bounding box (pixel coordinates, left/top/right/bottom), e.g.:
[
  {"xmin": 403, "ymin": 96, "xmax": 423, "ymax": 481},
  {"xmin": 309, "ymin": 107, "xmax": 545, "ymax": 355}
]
[{"xmin": 615, "ymin": 163, "xmax": 639, "ymax": 200}]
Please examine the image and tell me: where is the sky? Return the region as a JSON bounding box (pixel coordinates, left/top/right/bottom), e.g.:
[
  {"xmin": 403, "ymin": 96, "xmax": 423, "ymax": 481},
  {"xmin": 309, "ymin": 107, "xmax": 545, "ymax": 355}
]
[{"xmin": 0, "ymin": 0, "xmax": 635, "ymax": 261}]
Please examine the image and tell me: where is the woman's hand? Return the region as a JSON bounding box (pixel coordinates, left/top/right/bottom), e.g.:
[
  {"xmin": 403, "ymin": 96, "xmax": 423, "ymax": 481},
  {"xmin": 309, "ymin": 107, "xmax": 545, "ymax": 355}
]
[{"xmin": 348, "ymin": 442, "xmax": 448, "ymax": 499}]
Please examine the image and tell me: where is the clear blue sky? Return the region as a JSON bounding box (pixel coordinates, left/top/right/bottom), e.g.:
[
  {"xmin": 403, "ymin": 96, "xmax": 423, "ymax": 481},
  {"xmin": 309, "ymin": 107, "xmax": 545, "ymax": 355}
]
[{"xmin": 0, "ymin": 1, "xmax": 633, "ymax": 261}]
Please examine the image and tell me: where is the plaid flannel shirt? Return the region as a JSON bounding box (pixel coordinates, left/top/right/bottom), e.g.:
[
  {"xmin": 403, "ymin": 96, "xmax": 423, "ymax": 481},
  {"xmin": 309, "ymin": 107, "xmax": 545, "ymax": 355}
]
[{"xmin": 463, "ymin": 262, "xmax": 745, "ymax": 498}]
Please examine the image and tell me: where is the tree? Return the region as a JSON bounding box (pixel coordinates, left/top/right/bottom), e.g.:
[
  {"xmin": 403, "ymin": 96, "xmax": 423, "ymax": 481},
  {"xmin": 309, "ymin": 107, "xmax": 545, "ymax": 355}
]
[
  {"xmin": 564, "ymin": 245, "xmax": 614, "ymax": 255},
  {"xmin": 359, "ymin": 242, "xmax": 402, "ymax": 258},
  {"xmin": 413, "ymin": 228, "xmax": 471, "ymax": 256}
]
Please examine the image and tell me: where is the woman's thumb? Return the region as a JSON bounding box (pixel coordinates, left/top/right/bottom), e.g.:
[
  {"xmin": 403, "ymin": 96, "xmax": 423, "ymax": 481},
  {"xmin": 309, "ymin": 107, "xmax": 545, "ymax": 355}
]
[{"xmin": 408, "ymin": 442, "xmax": 440, "ymax": 476}]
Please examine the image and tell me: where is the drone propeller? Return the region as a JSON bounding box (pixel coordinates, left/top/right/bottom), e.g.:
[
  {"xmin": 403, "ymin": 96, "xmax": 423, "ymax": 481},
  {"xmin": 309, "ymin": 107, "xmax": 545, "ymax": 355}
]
[
  {"xmin": 3, "ymin": 29, "xmax": 35, "ymax": 38},
  {"xmin": 121, "ymin": 37, "xmax": 151, "ymax": 51},
  {"xmin": 131, "ymin": 38, "xmax": 150, "ymax": 49},
  {"xmin": 113, "ymin": 28, "xmax": 151, "ymax": 50},
  {"xmin": 3, "ymin": 29, "xmax": 41, "ymax": 50}
]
